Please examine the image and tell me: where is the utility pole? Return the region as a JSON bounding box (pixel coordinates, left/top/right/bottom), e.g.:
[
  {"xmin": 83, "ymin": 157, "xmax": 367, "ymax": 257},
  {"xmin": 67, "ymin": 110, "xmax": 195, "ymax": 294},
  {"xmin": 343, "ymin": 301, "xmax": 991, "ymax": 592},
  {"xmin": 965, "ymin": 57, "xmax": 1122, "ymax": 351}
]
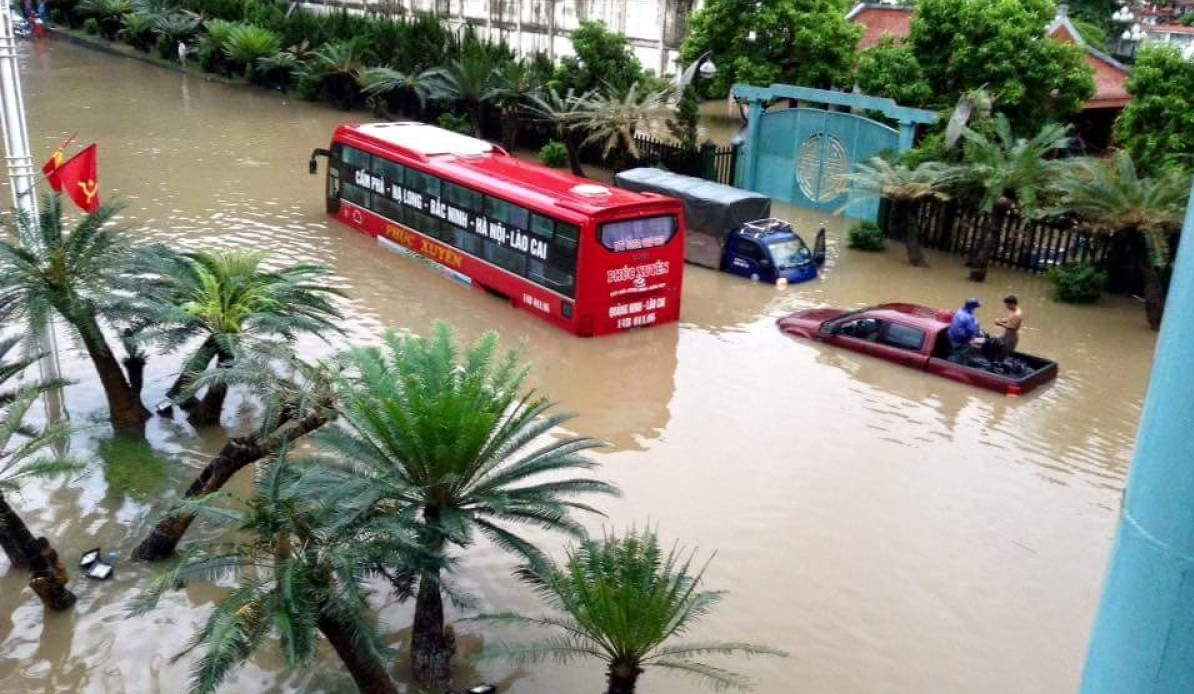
[
  {"xmin": 0, "ymin": 0, "xmax": 66, "ymax": 422},
  {"xmin": 1078, "ymin": 177, "xmax": 1194, "ymax": 693}
]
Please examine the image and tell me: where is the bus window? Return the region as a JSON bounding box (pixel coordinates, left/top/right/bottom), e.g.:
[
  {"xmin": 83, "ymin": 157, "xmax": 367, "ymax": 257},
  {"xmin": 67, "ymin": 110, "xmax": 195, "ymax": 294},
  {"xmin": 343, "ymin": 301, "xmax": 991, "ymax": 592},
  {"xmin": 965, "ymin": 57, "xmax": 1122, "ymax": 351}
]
[
  {"xmin": 374, "ymin": 195, "xmax": 403, "ymax": 223},
  {"xmin": 554, "ymin": 222, "xmax": 579, "ymax": 255},
  {"xmin": 529, "ymin": 213, "xmax": 555, "ymax": 240},
  {"xmin": 599, "ymin": 216, "xmax": 677, "ymax": 252},
  {"xmin": 406, "ymin": 208, "xmax": 443, "ymax": 240},
  {"xmin": 444, "ymin": 182, "xmax": 482, "ymax": 215},
  {"xmin": 341, "ymin": 146, "xmax": 372, "ymax": 171},
  {"xmin": 486, "ymin": 196, "xmax": 530, "ymax": 230},
  {"xmin": 405, "ymin": 168, "xmax": 441, "ymax": 200},
  {"xmin": 528, "ymin": 260, "xmax": 575, "ymax": 297}
]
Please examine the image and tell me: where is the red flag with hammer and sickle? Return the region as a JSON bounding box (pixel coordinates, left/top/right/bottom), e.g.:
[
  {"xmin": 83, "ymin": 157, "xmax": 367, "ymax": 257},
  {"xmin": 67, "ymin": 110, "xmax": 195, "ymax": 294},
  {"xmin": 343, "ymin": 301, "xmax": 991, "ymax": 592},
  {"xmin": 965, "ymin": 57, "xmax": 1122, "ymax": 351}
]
[{"xmin": 57, "ymin": 144, "xmax": 101, "ymax": 213}]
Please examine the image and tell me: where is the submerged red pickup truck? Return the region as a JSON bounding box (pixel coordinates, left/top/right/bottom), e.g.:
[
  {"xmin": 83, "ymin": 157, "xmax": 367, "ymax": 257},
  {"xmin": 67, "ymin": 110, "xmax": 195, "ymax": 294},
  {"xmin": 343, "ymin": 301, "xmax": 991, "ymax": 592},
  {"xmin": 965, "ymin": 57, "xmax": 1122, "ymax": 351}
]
[{"xmin": 777, "ymin": 303, "xmax": 1058, "ymax": 395}]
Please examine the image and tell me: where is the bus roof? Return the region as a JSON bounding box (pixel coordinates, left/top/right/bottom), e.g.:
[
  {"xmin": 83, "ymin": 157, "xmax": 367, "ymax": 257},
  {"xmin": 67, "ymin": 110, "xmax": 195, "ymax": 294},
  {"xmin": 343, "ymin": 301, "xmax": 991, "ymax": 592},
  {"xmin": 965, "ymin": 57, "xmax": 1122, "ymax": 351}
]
[{"xmin": 335, "ymin": 122, "xmax": 674, "ymax": 219}]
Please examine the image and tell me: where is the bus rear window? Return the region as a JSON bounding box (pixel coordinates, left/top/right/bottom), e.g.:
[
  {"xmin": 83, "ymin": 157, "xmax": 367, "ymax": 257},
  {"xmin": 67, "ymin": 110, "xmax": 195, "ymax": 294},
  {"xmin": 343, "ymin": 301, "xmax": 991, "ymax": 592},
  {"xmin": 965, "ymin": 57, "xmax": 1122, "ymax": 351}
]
[{"xmin": 599, "ymin": 216, "xmax": 676, "ymax": 252}]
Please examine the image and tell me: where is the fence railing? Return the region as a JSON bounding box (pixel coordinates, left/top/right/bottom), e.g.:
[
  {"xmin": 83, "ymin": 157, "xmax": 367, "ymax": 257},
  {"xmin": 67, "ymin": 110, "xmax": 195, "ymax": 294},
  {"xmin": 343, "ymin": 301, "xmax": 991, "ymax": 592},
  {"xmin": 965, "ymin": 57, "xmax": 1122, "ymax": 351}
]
[
  {"xmin": 883, "ymin": 197, "xmax": 1108, "ymax": 275},
  {"xmin": 627, "ymin": 134, "xmax": 738, "ymax": 185}
]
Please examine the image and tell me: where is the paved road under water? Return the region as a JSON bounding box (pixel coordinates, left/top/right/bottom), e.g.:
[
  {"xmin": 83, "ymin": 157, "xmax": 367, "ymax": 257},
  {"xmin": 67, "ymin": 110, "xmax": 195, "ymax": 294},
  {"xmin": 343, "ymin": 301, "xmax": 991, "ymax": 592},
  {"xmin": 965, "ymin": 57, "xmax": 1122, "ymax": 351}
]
[{"xmin": 0, "ymin": 39, "xmax": 1156, "ymax": 694}]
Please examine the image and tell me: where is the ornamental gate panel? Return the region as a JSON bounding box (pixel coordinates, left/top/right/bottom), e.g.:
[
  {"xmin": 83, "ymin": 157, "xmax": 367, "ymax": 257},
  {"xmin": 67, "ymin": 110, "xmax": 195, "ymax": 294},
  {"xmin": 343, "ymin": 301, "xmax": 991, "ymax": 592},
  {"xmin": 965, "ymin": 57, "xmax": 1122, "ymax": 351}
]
[{"xmin": 732, "ymin": 85, "xmax": 938, "ymax": 222}]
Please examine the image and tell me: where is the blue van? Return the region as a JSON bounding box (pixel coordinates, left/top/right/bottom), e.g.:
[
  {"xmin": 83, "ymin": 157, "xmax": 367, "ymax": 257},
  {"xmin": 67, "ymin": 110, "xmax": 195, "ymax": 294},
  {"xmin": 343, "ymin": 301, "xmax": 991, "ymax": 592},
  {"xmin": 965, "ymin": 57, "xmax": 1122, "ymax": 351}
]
[
  {"xmin": 613, "ymin": 168, "xmax": 828, "ymax": 284},
  {"xmin": 721, "ymin": 218, "xmax": 825, "ymax": 284}
]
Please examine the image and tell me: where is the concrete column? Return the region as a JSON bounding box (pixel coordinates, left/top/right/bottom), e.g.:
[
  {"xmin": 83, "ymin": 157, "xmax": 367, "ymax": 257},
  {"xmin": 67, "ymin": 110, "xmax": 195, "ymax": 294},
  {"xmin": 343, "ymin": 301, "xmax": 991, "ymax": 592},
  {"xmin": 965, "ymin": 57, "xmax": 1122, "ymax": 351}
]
[
  {"xmin": 898, "ymin": 122, "xmax": 916, "ymax": 151},
  {"xmin": 739, "ymin": 98, "xmax": 763, "ymax": 190},
  {"xmin": 1078, "ymin": 176, "xmax": 1194, "ymax": 694}
]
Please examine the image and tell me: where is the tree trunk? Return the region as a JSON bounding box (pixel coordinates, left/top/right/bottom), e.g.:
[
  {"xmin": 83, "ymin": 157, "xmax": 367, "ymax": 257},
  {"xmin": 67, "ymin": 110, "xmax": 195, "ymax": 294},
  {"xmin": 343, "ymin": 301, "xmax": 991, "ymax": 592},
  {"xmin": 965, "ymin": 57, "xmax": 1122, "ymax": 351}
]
[
  {"xmin": 188, "ymin": 351, "xmax": 233, "ymax": 427},
  {"xmin": 564, "ymin": 132, "xmax": 586, "ymax": 177},
  {"xmin": 26, "ymin": 536, "xmax": 76, "ymax": 611},
  {"xmin": 897, "ymin": 201, "xmax": 928, "ymax": 267},
  {"xmin": 132, "ymin": 406, "xmax": 332, "ymax": 560},
  {"xmin": 968, "ymin": 203, "xmax": 1006, "ymax": 282},
  {"xmin": 468, "ymin": 103, "xmax": 483, "ymax": 138},
  {"xmin": 1136, "ymin": 243, "xmax": 1166, "ymax": 331},
  {"xmin": 168, "ymin": 337, "xmax": 218, "ymax": 409},
  {"xmin": 605, "ymin": 662, "xmax": 643, "ymax": 694},
  {"xmin": 411, "ymin": 505, "xmax": 454, "ymax": 691},
  {"xmin": 318, "ymin": 610, "xmax": 402, "ymax": 694},
  {"xmin": 73, "ymin": 313, "xmax": 150, "ymax": 435},
  {"xmin": 0, "ymin": 492, "xmax": 36, "ymax": 569}
]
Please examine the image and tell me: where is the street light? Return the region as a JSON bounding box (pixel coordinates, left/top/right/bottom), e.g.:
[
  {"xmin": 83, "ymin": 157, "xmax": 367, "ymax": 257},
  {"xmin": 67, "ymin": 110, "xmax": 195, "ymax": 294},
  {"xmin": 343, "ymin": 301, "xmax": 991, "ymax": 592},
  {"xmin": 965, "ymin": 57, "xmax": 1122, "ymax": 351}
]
[{"xmin": 676, "ymin": 50, "xmax": 717, "ymax": 92}]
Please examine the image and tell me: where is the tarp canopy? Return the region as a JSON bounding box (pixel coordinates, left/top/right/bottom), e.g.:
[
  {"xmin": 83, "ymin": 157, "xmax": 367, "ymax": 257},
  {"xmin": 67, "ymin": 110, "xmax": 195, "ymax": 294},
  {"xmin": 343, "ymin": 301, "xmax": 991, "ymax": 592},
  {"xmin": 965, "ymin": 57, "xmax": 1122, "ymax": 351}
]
[{"xmin": 613, "ymin": 168, "xmax": 771, "ymax": 241}]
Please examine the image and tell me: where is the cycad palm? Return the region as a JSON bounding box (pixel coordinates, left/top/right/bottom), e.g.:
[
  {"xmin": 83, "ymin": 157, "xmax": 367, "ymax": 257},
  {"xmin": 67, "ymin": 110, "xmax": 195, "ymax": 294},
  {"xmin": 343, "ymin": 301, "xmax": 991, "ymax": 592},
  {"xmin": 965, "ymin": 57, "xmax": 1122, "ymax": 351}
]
[
  {"xmin": 0, "ymin": 195, "xmax": 151, "ymax": 434},
  {"xmin": 131, "ymin": 454, "xmax": 428, "ymax": 694},
  {"xmin": 840, "ymin": 158, "xmax": 959, "ymax": 267},
  {"xmin": 320, "ymin": 324, "xmax": 617, "ymax": 689},
  {"xmin": 357, "ymin": 66, "xmax": 440, "ymax": 117},
  {"xmin": 144, "ymin": 250, "xmax": 342, "ymax": 426},
  {"xmin": 1055, "ymin": 151, "xmax": 1188, "ymax": 329},
  {"xmin": 574, "ymin": 82, "xmax": 672, "ymax": 170},
  {"xmin": 524, "ymin": 87, "xmax": 590, "ymax": 176},
  {"xmin": 302, "ymin": 39, "xmax": 372, "ymax": 109},
  {"xmin": 489, "ymin": 59, "xmax": 541, "ymax": 148},
  {"xmin": 0, "ymin": 337, "xmax": 79, "ymax": 610},
  {"xmin": 957, "ymin": 113, "xmax": 1070, "ymax": 281},
  {"xmin": 484, "ymin": 528, "xmax": 787, "ymax": 694},
  {"xmin": 429, "ymin": 54, "xmax": 500, "ymax": 136}
]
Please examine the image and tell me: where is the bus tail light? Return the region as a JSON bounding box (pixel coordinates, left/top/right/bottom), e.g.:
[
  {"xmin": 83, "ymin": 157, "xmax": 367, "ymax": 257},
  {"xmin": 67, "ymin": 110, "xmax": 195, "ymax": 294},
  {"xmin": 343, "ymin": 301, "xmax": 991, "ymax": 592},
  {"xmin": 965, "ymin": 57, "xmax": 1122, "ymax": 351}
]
[{"xmin": 562, "ymin": 301, "xmax": 573, "ymax": 319}]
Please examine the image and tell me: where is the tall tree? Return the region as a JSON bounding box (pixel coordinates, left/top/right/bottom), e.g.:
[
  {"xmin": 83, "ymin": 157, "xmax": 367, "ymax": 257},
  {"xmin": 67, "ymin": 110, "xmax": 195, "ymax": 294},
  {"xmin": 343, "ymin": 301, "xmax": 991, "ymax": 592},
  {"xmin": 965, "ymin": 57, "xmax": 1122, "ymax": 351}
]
[
  {"xmin": 682, "ymin": 0, "xmax": 862, "ymax": 98},
  {"xmin": 130, "ymin": 454, "xmax": 430, "ymax": 694},
  {"xmin": 840, "ymin": 158, "xmax": 959, "ymax": 267},
  {"xmin": 556, "ymin": 20, "xmax": 649, "ymax": 95},
  {"xmin": 319, "ymin": 324, "xmax": 617, "ymax": 690},
  {"xmin": 490, "ymin": 59, "xmax": 542, "ymax": 150},
  {"xmin": 482, "ymin": 528, "xmax": 787, "ymax": 694},
  {"xmin": 0, "ymin": 196, "xmax": 152, "ymax": 435},
  {"xmin": 142, "ymin": 250, "xmax": 342, "ymax": 426},
  {"xmin": 1054, "ymin": 152, "xmax": 1189, "ymax": 329},
  {"xmin": 0, "ymin": 337, "xmax": 79, "ymax": 611},
  {"xmin": 955, "ymin": 114, "xmax": 1070, "ymax": 281},
  {"xmin": 358, "ymin": 66, "xmax": 440, "ymax": 119},
  {"xmin": 853, "ymin": 0, "xmax": 1094, "ymax": 134},
  {"xmin": 1113, "ymin": 44, "xmax": 1194, "ymax": 175}
]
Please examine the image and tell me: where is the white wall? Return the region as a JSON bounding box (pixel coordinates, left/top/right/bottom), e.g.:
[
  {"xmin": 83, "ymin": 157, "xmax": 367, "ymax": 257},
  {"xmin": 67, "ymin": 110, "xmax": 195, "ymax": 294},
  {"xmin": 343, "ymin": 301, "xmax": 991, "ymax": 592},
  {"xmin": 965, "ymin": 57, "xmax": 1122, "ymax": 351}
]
[{"xmin": 299, "ymin": 0, "xmax": 706, "ymax": 77}]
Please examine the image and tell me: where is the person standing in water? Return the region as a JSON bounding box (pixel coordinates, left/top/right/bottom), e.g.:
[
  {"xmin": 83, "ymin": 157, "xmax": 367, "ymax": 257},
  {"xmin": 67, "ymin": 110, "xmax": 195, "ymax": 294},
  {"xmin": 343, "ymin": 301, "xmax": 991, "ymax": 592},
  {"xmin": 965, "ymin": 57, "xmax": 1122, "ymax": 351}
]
[{"xmin": 994, "ymin": 295, "xmax": 1023, "ymax": 357}]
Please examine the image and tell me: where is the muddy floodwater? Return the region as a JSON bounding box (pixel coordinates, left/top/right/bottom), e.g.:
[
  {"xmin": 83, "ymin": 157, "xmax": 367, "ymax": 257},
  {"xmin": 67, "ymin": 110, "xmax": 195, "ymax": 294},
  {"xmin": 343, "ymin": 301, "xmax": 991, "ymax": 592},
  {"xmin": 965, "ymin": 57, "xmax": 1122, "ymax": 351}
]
[{"xmin": 0, "ymin": 39, "xmax": 1157, "ymax": 694}]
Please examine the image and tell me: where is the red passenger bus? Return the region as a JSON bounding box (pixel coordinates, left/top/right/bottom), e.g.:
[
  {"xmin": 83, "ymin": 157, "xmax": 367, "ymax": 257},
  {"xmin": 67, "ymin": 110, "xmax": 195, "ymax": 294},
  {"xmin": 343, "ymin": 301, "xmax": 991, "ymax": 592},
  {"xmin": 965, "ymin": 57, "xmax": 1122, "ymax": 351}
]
[{"xmin": 309, "ymin": 122, "xmax": 684, "ymax": 336}]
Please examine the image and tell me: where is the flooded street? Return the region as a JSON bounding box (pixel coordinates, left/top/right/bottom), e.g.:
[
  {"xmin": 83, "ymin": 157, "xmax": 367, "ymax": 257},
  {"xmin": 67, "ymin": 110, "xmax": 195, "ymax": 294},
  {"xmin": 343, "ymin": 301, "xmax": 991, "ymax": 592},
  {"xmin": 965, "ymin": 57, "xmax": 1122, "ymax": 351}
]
[{"xmin": 0, "ymin": 39, "xmax": 1157, "ymax": 694}]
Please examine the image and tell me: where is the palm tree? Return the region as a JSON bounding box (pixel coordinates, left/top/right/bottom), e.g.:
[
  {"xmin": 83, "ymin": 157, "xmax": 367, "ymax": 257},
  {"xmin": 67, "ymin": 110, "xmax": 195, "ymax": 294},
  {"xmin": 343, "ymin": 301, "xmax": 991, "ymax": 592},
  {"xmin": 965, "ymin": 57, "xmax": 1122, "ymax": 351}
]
[
  {"xmin": 955, "ymin": 114, "xmax": 1071, "ymax": 282},
  {"xmin": 133, "ymin": 349, "xmax": 339, "ymax": 561},
  {"xmin": 839, "ymin": 158, "xmax": 959, "ymax": 267},
  {"xmin": 524, "ymin": 87, "xmax": 591, "ymax": 177},
  {"xmin": 320, "ymin": 324, "xmax": 617, "ymax": 689},
  {"xmin": 357, "ymin": 66, "xmax": 440, "ymax": 119},
  {"xmin": 481, "ymin": 527, "xmax": 787, "ymax": 694},
  {"xmin": 572, "ymin": 82, "xmax": 672, "ymax": 171},
  {"xmin": 130, "ymin": 453, "xmax": 431, "ymax": 694},
  {"xmin": 1054, "ymin": 152, "xmax": 1188, "ymax": 330},
  {"xmin": 428, "ymin": 54, "xmax": 501, "ymax": 137},
  {"xmin": 222, "ymin": 25, "xmax": 282, "ymax": 83},
  {"xmin": 142, "ymin": 250, "xmax": 342, "ymax": 426},
  {"xmin": 0, "ymin": 337, "xmax": 79, "ymax": 611},
  {"xmin": 301, "ymin": 39, "xmax": 373, "ymax": 109},
  {"xmin": 0, "ymin": 196, "xmax": 152, "ymax": 435},
  {"xmin": 489, "ymin": 59, "xmax": 541, "ymax": 149}
]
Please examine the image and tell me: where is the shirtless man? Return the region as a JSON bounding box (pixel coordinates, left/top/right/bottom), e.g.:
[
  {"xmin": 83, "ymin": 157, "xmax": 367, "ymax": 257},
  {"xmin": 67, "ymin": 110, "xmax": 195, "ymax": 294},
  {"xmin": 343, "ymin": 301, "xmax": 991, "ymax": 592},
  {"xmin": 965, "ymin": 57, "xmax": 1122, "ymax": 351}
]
[{"xmin": 994, "ymin": 295, "xmax": 1023, "ymax": 356}]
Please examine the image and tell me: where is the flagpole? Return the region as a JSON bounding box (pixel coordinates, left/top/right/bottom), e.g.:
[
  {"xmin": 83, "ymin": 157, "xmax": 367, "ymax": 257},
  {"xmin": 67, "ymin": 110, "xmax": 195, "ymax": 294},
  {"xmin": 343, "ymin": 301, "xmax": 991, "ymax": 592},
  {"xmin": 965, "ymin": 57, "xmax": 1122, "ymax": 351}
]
[{"xmin": 0, "ymin": 0, "xmax": 66, "ymax": 424}]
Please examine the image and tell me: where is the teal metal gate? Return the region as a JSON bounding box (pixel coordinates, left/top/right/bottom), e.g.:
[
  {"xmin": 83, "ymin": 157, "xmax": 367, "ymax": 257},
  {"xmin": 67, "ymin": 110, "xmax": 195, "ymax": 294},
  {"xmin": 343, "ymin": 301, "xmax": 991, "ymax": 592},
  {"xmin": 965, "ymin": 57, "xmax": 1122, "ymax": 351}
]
[{"xmin": 732, "ymin": 85, "xmax": 937, "ymax": 222}]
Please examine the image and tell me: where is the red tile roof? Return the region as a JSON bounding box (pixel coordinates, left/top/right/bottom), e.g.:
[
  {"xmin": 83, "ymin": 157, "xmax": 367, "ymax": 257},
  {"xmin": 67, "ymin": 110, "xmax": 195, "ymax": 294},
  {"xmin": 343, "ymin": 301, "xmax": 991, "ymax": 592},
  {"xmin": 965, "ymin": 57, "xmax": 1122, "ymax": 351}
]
[{"xmin": 848, "ymin": 5, "xmax": 913, "ymax": 49}]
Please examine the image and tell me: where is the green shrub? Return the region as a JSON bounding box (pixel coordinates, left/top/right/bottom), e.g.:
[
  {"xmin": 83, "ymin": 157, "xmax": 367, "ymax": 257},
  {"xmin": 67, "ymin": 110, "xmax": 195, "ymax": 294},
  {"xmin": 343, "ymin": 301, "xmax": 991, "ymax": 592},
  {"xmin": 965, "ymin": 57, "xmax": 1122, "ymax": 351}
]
[
  {"xmin": 538, "ymin": 141, "xmax": 569, "ymax": 168},
  {"xmin": 118, "ymin": 12, "xmax": 157, "ymax": 52},
  {"xmin": 198, "ymin": 18, "xmax": 237, "ymax": 74},
  {"xmin": 847, "ymin": 220, "xmax": 885, "ymax": 251},
  {"xmin": 82, "ymin": 17, "xmax": 99, "ymax": 34},
  {"xmin": 436, "ymin": 112, "xmax": 473, "ymax": 136},
  {"xmin": 1046, "ymin": 261, "xmax": 1107, "ymax": 303}
]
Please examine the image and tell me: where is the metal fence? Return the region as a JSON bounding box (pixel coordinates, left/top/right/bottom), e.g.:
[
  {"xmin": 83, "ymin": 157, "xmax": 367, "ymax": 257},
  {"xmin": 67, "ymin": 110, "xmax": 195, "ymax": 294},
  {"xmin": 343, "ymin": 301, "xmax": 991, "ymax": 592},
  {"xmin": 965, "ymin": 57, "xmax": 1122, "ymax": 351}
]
[
  {"xmin": 884, "ymin": 198, "xmax": 1108, "ymax": 274},
  {"xmin": 629, "ymin": 134, "xmax": 738, "ymax": 185}
]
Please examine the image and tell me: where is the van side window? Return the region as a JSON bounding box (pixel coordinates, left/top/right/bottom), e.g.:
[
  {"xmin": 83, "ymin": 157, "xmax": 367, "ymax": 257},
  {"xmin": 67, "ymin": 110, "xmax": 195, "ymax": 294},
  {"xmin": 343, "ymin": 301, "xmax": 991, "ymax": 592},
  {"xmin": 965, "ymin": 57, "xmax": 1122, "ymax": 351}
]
[
  {"xmin": 881, "ymin": 323, "xmax": 926, "ymax": 351},
  {"xmin": 734, "ymin": 239, "xmax": 764, "ymax": 262}
]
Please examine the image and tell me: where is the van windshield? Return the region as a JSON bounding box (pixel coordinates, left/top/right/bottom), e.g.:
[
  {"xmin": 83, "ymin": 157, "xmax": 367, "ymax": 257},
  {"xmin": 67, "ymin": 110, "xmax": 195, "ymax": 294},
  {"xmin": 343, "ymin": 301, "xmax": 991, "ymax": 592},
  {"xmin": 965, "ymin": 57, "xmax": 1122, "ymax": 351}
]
[{"xmin": 767, "ymin": 237, "xmax": 813, "ymax": 269}]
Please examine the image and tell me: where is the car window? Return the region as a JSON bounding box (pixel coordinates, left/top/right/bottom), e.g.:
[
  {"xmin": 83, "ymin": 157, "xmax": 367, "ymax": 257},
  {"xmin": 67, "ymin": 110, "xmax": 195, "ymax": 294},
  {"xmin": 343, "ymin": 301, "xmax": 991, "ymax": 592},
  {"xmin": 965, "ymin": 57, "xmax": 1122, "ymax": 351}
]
[
  {"xmin": 838, "ymin": 317, "xmax": 882, "ymax": 341},
  {"xmin": 881, "ymin": 322, "xmax": 926, "ymax": 351},
  {"xmin": 734, "ymin": 239, "xmax": 764, "ymax": 262}
]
